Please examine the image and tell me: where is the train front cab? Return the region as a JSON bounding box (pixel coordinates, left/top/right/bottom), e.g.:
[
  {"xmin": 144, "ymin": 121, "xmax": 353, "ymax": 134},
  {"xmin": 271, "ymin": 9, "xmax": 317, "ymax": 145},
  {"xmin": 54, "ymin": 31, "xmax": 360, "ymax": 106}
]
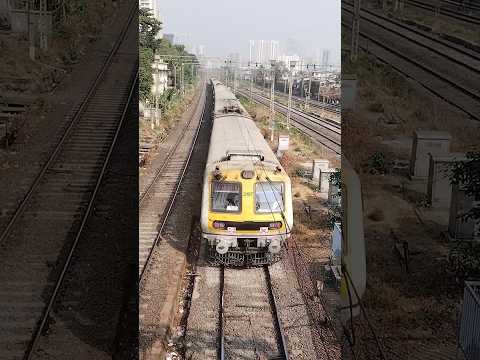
[
  {"xmin": 200, "ymin": 164, "xmax": 293, "ymax": 266},
  {"xmin": 339, "ymin": 156, "xmax": 366, "ymax": 322}
]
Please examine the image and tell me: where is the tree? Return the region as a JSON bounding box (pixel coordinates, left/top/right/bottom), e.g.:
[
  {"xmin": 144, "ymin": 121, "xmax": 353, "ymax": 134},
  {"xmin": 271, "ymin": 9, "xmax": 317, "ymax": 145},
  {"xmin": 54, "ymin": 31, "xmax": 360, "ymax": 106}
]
[
  {"xmin": 449, "ymin": 151, "xmax": 480, "ymax": 280},
  {"xmin": 450, "ymin": 151, "xmax": 480, "ymax": 225},
  {"xmin": 139, "ymin": 8, "xmax": 161, "ymax": 101}
]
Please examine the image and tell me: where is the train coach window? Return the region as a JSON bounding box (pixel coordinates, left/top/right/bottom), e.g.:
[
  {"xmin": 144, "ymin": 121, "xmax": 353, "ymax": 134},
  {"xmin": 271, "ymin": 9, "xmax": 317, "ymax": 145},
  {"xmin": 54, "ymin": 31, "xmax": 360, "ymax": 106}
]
[
  {"xmin": 211, "ymin": 182, "xmax": 241, "ymax": 212},
  {"xmin": 255, "ymin": 182, "xmax": 284, "ymax": 213}
]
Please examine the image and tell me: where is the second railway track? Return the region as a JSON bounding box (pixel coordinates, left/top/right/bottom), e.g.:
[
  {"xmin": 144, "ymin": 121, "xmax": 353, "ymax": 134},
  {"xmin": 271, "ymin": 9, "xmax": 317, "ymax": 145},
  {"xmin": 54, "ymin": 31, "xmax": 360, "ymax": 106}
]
[
  {"xmin": 0, "ymin": 3, "xmax": 138, "ymax": 359},
  {"xmin": 138, "ymin": 81, "xmax": 207, "ymax": 278},
  {"xmin": 342, "ymin": 1, "xmax": 480, "ymax": 120},
  {"xmin": 238, "ymin": 89, "xmax": 341, "ymax": 155}
]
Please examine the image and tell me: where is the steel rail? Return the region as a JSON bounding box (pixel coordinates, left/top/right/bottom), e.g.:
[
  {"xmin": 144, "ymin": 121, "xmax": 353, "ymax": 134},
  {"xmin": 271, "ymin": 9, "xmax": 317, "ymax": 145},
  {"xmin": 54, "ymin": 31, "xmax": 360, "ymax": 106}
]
[
  {"xmin": 262, "ymin": 93, "xmax": 342, "ymax": 132},
  {"xmin": 139, "ymin": 85, "xmax": 204, "ymax": 207},
  {"xmin": 264, "ymin": 265, "xmax": 290, "ymax": 360},
  {"xmin": 139, "ymin": 82, "xmax": 207, "ymax": 283},
  {"xmin": 443, "ymin": 0, "xmax": 480, "ymax": 12},
  {"xmin": 218, "ymin": 266, "xmax": 226, "ymax": 360},
  {"xmin": 238, "ymin": 90, "xmax": 341, "ymax": 154},
  {"xmin": 249, "ymin": 84, "xmax": 341, "ymax": 115},
  {"xmin": 341, "ymin": 14, "xmax": 480, "ymax": 120},
  {"xmin": 24, "ymin": 69, "xmax": 139, "ymax": 360},
  {"xmin": 0, "ymin": 4, "xmax": 137, "ymax": 246},
  {"xmin": 404, "ymin": 0, "xmax": 480, "ymax": 25},
  {"xmin": 343, "ymin": 1, "xmax": 480, "ymax": 72}
]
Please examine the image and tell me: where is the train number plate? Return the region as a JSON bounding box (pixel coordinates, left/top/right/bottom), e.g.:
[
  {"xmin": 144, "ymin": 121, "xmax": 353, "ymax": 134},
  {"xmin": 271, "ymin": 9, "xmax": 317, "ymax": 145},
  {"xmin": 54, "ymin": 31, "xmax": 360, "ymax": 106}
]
[
  {"xmin": 227, "ymin": 227, "xmax": 236, "ymax": 235},
  {"xmin": 260, "ymin": 227, "xmax": 269, "ymax": 234}
]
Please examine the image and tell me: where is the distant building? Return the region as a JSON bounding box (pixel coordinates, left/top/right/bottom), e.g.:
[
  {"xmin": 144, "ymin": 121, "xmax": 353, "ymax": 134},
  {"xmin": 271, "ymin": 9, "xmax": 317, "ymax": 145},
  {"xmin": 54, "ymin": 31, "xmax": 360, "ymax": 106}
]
[
  {"xmin": 151, "ymin": 55, "xmax": 169, "ymax": 96},
  {"xmin": 164, "ymin": 33, "xmax": 174, "ymax": 44},
  {"xmin": 198, "ymin": 45, "xmax": 205, "ymax": 57},
  {"xmin": 249, "ymin": 40, "xmax": 279, "ymax": 65}
]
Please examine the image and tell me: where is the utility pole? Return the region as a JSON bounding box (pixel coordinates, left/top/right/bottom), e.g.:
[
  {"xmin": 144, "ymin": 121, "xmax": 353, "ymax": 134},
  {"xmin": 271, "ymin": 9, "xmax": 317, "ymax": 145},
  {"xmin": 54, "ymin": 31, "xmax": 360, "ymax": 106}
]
[
  {"xmin": 173, "ymin": 64, "xmax": 177, "ymax": 91},
  {"xmin": 305, "ymin": 64, "xmax": 315, "ymax": 110},
  {"xmin": 249, "ymin": 62, "xmax": 254, "ymax": 105},
  {"xmin": 181, "ymin": 63, "xmax": 185, "ymax": 95},
  {"xmin": 269, "ymin": 60, "xmax": 276, "ymax": 142},
  {"xmin": 233, "ymin": 66, "xmax": 237, "ymax": 95},
  {"xmin": 286, "ymin": 61, "xmax": 296, "ymax": 131},
  {"xmin": 27, "ymin": 0, "xmax": 35, "ymax": 60},
  {"xmin": 39, "ymin": 0, "xmax": 47, "ymax": 50},
  {"xmin": 351, "ymin": 0, "xmax": 361, "ymax": 62}
]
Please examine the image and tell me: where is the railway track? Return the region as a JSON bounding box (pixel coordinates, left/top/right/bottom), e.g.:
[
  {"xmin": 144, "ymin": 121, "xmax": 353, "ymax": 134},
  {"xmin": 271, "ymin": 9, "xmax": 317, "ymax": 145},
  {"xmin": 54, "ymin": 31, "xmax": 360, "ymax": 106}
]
[
  {"xmin": 139, "ymin": 83, "xmax": 213, "ymax": 359},
  {"xmin": 138, "ymin": 81, "xmax": 206, "ymax": 279},
  {"xmin": 250, "ymin": 85, "xmax": 341, "ymax": 116},
  {"xmin": 0, "ymin": 3, "xmax": 138, "ymax": 359},
  {"xmin": 403, "ymin": 0, "xmax": 480, "ymax": 25},
  {"xmin": 342, "ymin": 1, "xmax": 480, "ymax": 120},
  {"xmin": 219, "ymin": 266, "xmax": 289, "ymax": 360},
  {"xmin": 238, "ymin": 89, "xmax": 341, "ymax": 154}
]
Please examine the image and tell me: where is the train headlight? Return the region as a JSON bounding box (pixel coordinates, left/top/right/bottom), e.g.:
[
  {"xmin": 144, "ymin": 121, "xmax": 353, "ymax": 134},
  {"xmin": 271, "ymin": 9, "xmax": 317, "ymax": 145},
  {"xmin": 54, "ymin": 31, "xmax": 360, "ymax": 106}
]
[
  {"xmin": 269, "ymin": 222, "xmax": 282, "ymax": 229},
  {"xmin": 213, "ymin": 221, "xmax": 225, "ymax": 229},
  {"xmin": 269, "ymin": 239, "xmax": 281, "ymax": 254},
  {"xmin": 241, "ymin": 170, "xmax": 255, "ymax": 179},
  {"xmin": 216, "ymin": 239, "xmax": 229, "ymax": 254}
]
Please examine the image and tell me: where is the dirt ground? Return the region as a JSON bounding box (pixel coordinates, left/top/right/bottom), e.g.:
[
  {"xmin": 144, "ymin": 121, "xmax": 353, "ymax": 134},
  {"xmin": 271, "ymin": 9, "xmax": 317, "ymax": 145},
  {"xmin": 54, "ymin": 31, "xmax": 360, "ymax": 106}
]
[
  {"xmin": 343, "ymin": 46, "xmax": 479, "ymax": 357},
  {"xmin": 0, "ymin": 0, "xmax": 124, "ymax": 94}
]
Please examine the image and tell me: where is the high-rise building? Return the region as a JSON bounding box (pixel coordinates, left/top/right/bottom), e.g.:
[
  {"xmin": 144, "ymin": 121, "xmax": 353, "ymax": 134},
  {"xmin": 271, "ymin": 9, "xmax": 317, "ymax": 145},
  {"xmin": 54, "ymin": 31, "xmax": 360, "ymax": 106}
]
[
  {"xmin": 249, "ymin": 40, "xmax": 279, "ymax": 65},
  {"xmin": 322, "ymin": 50, "xmax": 330, "ymax": 68}
]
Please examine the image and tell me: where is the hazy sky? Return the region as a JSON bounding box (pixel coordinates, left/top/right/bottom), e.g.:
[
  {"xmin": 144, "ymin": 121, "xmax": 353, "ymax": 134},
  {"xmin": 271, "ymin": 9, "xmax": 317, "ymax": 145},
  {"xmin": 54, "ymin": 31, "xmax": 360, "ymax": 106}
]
[{"xmin": 159, "ymin": 0, "xmax": 341, "ymax": 65}]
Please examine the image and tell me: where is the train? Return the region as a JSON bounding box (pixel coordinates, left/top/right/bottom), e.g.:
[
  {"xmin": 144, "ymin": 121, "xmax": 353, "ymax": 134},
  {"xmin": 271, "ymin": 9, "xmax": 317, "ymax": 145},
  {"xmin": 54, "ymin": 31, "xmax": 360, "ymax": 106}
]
[{"xmin": 200, "ymin": 79, "xmax": 294, "ymax": 266}]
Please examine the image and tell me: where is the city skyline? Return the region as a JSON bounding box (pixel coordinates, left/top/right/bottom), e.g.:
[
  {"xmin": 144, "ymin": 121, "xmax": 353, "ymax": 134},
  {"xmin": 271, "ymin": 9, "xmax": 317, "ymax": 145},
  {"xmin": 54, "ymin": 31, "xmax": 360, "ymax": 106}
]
[{"xmin": 158, "ymin": 0, "xmax": 341, "ymax": 65}]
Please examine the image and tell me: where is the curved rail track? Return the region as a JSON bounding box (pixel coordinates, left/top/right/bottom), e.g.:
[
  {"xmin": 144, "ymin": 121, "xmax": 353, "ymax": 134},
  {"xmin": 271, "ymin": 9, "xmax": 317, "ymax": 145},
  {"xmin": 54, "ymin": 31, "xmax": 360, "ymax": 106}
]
[
  {"xmin": 0, "ymin": 4, "xmax": 138, "ymax": 359},
  {"xmin": 218, "ymin": 265, "xmax": 289, "ymax": 360},
  {"xmin": 139, "ymin": 82, "xmax": 207, "ymax": 280},
  {"xmin": 342, "ymin": 1, "xmax": 480, "ymax": 120},
  {"xmin": 238, "ymin": 89, "xmax": 341, "ymax": 154}
]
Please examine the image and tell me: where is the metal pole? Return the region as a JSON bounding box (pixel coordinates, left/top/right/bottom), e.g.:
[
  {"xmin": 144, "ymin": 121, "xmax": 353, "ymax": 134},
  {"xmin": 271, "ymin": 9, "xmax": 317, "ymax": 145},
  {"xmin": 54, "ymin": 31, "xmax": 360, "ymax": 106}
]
[
  {"xmin": 233, "ymin": 66, "xmax": 236, "ymax": 95},
  {"xmin": 270, "ymin": 64, "xmax": 275, "ymax": 142},
  {"xmin": 249, "ymin": 64, "xmax": 253, "ymax": 105},
  {"xmin": 181, "ymin": 63, "xmax": 185, "ymax": 95},
  {"xmin": 305, "ymin": 71, "xmax": 312, "ymax": 110},
  {"xmin": 27, "ymin": 0, "xmax": 35, "ymax": 60},
  {"xmin": 351, "ymin": 0, "xmax": 361, "ymax": 62},
  {"xmin": 287, "ymin": 72, "xmax": 293, "ymax": 130},
  {"xmin": 173, "ymin": 64, "xmax": 177, "ymax": 90}
]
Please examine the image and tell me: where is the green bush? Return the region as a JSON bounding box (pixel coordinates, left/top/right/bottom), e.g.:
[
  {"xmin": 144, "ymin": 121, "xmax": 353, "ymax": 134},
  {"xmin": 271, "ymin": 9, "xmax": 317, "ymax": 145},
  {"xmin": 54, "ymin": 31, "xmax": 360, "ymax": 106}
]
[{"xmin": 448, "ymin": 242, "xmax": 480, "ymax": 280}]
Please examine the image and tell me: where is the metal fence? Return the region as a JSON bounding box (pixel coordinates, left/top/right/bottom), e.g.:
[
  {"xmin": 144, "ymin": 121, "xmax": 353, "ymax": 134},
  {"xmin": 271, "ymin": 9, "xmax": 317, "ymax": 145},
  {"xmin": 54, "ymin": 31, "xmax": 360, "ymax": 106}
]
[
  {"xmin": 342, "ymin": 269, "xmax": 388, "ymax": 360},
  {"xmin": 458, "ymin": 281, "xmax": 480, "ymax": 360}
]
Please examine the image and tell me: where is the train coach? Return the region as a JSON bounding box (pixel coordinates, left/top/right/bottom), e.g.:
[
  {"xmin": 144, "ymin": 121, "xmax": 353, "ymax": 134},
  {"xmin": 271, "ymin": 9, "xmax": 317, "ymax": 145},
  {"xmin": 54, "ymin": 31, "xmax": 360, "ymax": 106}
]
[{"xmin": 200, "ymin": 79, "xmax": 293, "ymax": 266}]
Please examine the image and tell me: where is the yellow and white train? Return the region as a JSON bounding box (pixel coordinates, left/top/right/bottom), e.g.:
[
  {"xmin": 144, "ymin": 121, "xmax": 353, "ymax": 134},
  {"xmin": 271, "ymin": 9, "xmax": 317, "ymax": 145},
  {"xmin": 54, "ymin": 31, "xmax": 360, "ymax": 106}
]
[{"xmin": 200, "ymin": 80, "xmax": 294, "ymax": 266}]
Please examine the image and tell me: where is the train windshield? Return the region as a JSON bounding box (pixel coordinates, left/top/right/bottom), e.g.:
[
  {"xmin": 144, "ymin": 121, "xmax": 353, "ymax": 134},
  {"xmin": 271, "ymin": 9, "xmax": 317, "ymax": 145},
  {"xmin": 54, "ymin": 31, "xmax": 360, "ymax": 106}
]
[
  {"xmin": 255, "ymin": 182, "xmax": 284, "ymax": 213},
  {"xmin": 211, "ymin": 181, "xmax": 241, "ymax": 212}
]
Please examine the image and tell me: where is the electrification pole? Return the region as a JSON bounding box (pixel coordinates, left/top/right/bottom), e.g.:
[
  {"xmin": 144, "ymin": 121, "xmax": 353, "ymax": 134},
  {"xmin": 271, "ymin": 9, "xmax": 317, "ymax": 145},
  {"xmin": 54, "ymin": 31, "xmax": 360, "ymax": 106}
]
[
  {"xmin": 305, "ymin": 64, "xmax": 315, "ymax": 110},
  {"xmin": 269, "ymin": 60, "xmax": 276, "ymax": 142},
  {"xmin": 233, "ymin": 66, "xmax": 237, "ymax": 95},
  {"xmin": 286, "ymin": 61, "xmax": 296, "ymax": 130},
  {"xmin": 249, "ymin": 62, "xmax": 254, "ymax": 105},
  {"xmin": 351, "ymin": 0, "xmax": 361, "ymax": 62}
]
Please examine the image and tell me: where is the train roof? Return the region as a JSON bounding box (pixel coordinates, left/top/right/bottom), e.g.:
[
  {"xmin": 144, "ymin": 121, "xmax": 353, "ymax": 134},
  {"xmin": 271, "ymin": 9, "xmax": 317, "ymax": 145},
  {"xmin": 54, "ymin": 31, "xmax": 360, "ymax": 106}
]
[
  {"xmin": 212, "ymin": 80, "xmax": 248, "ymax": 117},
  {"xmin": 206, "ymin": 114, "xmax": 280, "ymax": 168}
]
